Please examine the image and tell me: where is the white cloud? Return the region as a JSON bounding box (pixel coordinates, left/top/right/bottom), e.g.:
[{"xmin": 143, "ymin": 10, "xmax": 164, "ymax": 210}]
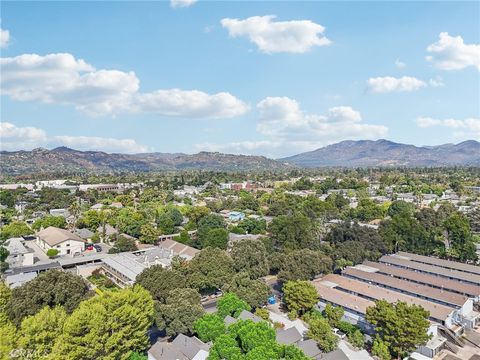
[
  {"xmin": 0, "ymin": 27, "xmax": 10, "ymax": 48},
  {"xmin": 426, "ymin": 32, "xmax": 480, "ymax": 71},
  {"xmin": 428, "ymin": 76, "xmax": 445, "ymax": 87},
  {"xmin": 0, "ymin": 53, "xmax": 248, "ymax": 118},
  {"xmin": 366, "ymin": 76, "xmax": 427, "ymax": 93},
  {"xmin": 416, "ymin": 116, "xmax": 480, "ymax": 139},
  {"xmin": 53, "ymin": 136, "xmax": 149, "ymax": 153},
  {"xmin": 0, "ymin": 122, "xmax": 48, "ymax": 150},
  {"xmin": 0, "ymin": 121, "xmax": 149, "ymax": 153},
  {"xmin": 134, "ymin": 89, "xmax": 249, "ymax": 119},
  {"xmin": 220, "ymin": 15, "xmax": 331, "ymax": 54},
  {"xmin": 395, "ymin": 59, "xmax": 406, "ymax": 69},
  {"xmin": 170, "ymin": 0, "xmax": 197, "ymax": 8},
  {"xmin": 196, "ymin": 97, "xmax": 388, "ymax": 157}
]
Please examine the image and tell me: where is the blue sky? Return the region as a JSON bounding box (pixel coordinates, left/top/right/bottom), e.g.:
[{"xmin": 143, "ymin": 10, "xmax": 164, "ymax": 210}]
[{"xmin": 1, "ymin": 1, "xmax": 479, "ymax": 157}]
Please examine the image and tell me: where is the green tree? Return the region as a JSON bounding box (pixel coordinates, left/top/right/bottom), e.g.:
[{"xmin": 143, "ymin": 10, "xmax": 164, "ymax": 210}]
[
  {"xmin": 7, "ymin": 270, "xmax": 91, "ymax": 325},
  {"xmin": 204, "ymin": 228, "xmax": 229, "ymax": 249},
  {"xmin": 444, "ymin": 213, "xmax": 476, "ymax": 261},
  {"xmin": 139, "ymin": 223, "xmax": 159, "ymax": 244},
  {"xmin": 268, "ymin": 214, "xmax": 319, "ymax": 250},
  {"xmin": 348, "ymin": 329, "xmax": 364, "ymax": 349},
  {"xmin": 128, "ymin": 352, "xmax": 147, "ymax": 360},
  {"xmin": 366, "ymin": 300, "xmax": 431, "ymax": 358},
  {"xmin": 116, "ymin": 208, "xmax": 147, "ymax": 238},
  {"xmin": 0, "ymin": 314, "xmax": 17, "ymax": 359},
  {"xmin": 32, "ymin": 215, "xmax": 67, "ymax": 230},
  {"xmin": 185, "ymin": 206, "xmax": 210, "ymax": 226},
  {"xmin": 323, "ymin": 303, "xmax": 344, "ymax": 327},
  {"xmin": 197, "ymin": 214, "xmax": 226, "ymax": 247},
  {"xmin": 0, "ymin": 221, "xmax": 33, "ymax": 241},
  {"xmin": 155, "ymin": 288, "xmax": 204, "ymax": 336},
  {"xmin": 283, "ymin": 280, "xmax": 318, "ymax": 316},
  {"xmin": 51, "ymin": 286, "xmax": 154, "ymax": 360},
  {"xmin": 109, "ymin": 234, "xmax": 138, "ymax": 253},
  {"xmin": 193, "ymin": 313, "xmax": 226, "ymax": 342},
  {"xmin": 254, "ymin": 308, "xmax": 270, "ymax": 321},
  {"xmin": 186, "ymin": 247, "xmax": 235, "ymax": 293},
  {"xmin": 136, "ymin": 265, "xmax": 186, "ymax": 302},
  {"xmin": 0, "ymin": 282, "xmax": 12, "ymax": 314},
  {"xmin": 278, "ymin": 249, "xmax": 332, "ymax": 282},
  {"xmin": 306, "ymin": 316, "xmax": 338, "ymax": 352},
  {"xmin": 217, "ymin": 292, "xmax": 251, "ymax": 318},
  {"xmin": 387, "ymin": 201, "xmax": 415, "ymax": 218},
  {"xmin": 229, "ymin": 319, "xmax": 276, "ymax": 353},
  {"xmin": 208, "ymin": 334, "xmax": 243, "ymax": 360},
  {"xmin": 0, "ymin": 246, "xmax": 9, "ymax": 262},
  {"xmin": 166, "ymin": 208, "xmax": 184, "ymax": 226},
  {"xmin": 231, "ymin": 239, "xmax": 269, "ymax": 279},
  {"xmin": 157, "ymin": 213, "xmax": 175, "ymax": 235},
  {"xmin": 372, "ymin": 337, "xmax": 392, "ymax": 360},
  {"xmin": 222, "ymin": 272, "xmax": 269, "ymax": 308},
  {"xmin": 353, "ymin": 198, "xmax": 386, "ymax": 221},
  {"xmin": 280, "ymin": 344, "xmax": 311, "ymax": 360},
  {"xmin": 80, "ymin": 210, "xmax": 103, "ymax": 232},
  {"xmin": 17, "ymin": 306, "xmax": 67, "ymax": 359},
  {"xmin": 177, "ymin": 230, "xmax": 193, "ymax": 246}
]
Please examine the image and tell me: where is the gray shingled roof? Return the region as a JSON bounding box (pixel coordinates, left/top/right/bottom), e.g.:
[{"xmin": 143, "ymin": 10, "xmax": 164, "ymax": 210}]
[{"xmin": 276, "ymin": 326, "xmax": 302, "ymax": 345}]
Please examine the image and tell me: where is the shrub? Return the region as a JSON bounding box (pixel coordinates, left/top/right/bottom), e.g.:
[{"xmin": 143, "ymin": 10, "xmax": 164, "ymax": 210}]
[{"xmin": 46, "ymin": 249, "xmax": 59, "ymax": 258}]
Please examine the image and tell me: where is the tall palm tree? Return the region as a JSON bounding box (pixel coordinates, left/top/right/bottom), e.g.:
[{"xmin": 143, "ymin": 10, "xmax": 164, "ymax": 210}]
[{"xmin": 69, "ymin": 199, "xmax": 81, "ymax": 231}]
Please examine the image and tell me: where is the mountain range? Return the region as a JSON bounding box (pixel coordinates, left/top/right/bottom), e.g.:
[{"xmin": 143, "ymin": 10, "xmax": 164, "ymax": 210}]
[
  {"xmin": 0, "ymin": 147, "xmax": 289, "ymax": 175},
  {"xmin": 1, "ymin": 139, "xmax": 479, "ymax": 175},
  {"xmin": 280, "ymin": 139, "xmax": 480, "ymax": 167}
]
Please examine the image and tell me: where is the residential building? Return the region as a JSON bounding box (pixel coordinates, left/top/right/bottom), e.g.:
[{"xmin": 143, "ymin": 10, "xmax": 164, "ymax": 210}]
[
  {"xmin": 148, "ymin": 334, "xmax": 211, "ymax": 360},
  {"xmin": 36, "ymin": 227, "xmax": 85, "ymax": 256},
  {"xmin": 4, "ymin": 237, "xmax": 35, "ymax": 267},
  {"xmin": 157, "ymin": 238, "xmax": 200, "ymax": 261},
  {"xmin": 100, "ymin": 247, "xmax": 173, "ymax": 287}
]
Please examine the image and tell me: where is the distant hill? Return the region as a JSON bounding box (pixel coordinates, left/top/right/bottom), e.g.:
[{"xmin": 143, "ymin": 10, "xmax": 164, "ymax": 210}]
[
  {"xmin": 280, "ymin": 140, "xmax": 480, "ymax": 167},
  {"xmin": 2, "ymin": 139, "xmax": 479, "ymax": 175},
  {"xmin": 0, "ymin": 147, "xmax": 291, "ymax": 175}
]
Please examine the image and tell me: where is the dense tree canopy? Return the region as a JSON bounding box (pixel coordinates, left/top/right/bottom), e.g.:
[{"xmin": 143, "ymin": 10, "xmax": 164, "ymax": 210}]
[
  {"xmin": 366, "ymin": 300, "xmax": 431, "ymax": 358},
  {"xmin": 32, "ymin": 215, "xmax": 67, "ymax": 230},
  {"xmin": 51, "ymin": 286, "xmax": 154, "ymax": 359},
  {"xmin": 155, "ymin": 288, "xmax": 204, "ymax": 336},
  {"xmin": 193, "ymin": 313, "xmax": 226, "ymax": 342},
  {"xmin": 283, "ymin": 281, "xmax": 318, "ymax": 316},
  {"xmin": 136, "ymin": 265, "xmax": 186, "ymax": 302},
  {"xmin": 231, "ymin": 239, "xmax": 269, "ymax": 279},
  {"xmin": 186, "ymin": 247, "xmax": 235, "ymax": 293},
  {"xmin": 269, "ymin": 214, "xmax": 319, "ymax": 250},
  {"xmin": 0, "ymin": 221, "xmax": 34, "ymax": 241},
  {"xmin": 217, "ymin": 292, "xmax": 251, "ymax": 318},
  {"xmin": 278, "ymin": 249, "xmax": 332, "ymax": 281},
  {"xmin": 7, "ymin": 270, "xmax": 92, "ymax": 325},
  {"xmin": 222, "ymin": 272, "xmax": 270, "ymax": 308},
  {"xmin": 17, "ymin": 306, "xmax": 68, "ymax": 359}
]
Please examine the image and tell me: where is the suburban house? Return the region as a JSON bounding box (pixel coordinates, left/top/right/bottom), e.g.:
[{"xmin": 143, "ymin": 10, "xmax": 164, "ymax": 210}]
[
  {"xmin": 4, "ymin": 237, "xmax": 35, "ymax": 267},
  {"xmin": 148, "ymin": 334, "xmax": 211, "ymax": 360},
  {"xmin": 36, "ymin": 227, "xmax": 85, "ymax": 256},
  {"xmin": 157, "ymin": 238, "xmax": 200, "ymax": 261}
]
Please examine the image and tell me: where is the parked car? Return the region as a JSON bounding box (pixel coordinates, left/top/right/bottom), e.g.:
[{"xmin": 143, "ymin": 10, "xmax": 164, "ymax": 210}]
[{"xmin": 93, "ymin": 244, "xmax": 102, "ymax": 252}]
